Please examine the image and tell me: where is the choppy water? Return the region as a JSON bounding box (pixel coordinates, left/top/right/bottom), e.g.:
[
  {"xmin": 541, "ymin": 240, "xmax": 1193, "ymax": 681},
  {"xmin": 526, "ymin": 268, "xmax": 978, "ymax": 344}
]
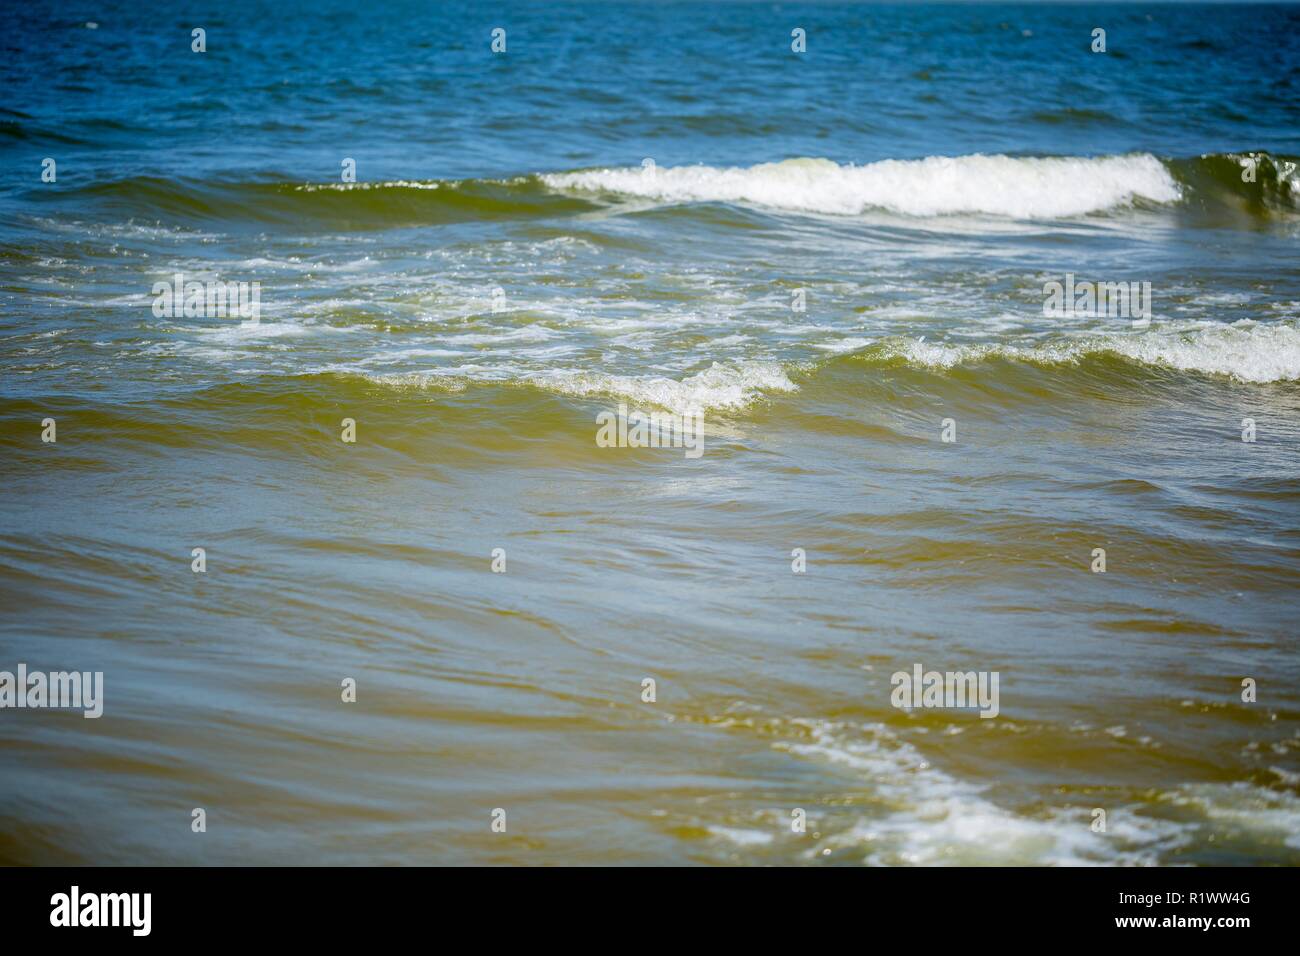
[{"xmin": 2, "ymin": 1, "xmax": 1299, "ymax": 865}]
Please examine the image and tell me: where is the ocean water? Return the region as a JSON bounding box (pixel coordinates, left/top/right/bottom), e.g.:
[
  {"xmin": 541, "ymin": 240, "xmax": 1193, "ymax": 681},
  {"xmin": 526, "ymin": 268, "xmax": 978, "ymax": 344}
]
[{"xmin": 1, "ymin": 0, "xmax": 1298, "ymax": 865}]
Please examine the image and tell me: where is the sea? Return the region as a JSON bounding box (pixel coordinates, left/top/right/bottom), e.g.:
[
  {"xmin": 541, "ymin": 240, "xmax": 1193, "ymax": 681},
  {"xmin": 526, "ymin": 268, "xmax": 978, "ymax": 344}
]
[{"xmin": 1, "ymin": 1, "xmax": 1298, "ymax": 864}]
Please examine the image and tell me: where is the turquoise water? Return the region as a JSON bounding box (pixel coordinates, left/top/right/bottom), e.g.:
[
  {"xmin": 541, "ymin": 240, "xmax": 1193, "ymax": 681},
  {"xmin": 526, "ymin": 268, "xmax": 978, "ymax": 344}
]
[{"xmin": 1, "ymin": 2, "xmax": 1299, "ymax": 865}]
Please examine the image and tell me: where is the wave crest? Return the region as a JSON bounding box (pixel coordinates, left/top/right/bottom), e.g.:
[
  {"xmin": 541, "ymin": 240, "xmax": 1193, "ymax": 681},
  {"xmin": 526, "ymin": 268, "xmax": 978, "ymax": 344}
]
[
  {"xmin": 533, "ymin": 361, "xmax": 799, "ymax": 414},
  {"xmin": 543, "ymin": 153, "xmax": 1182, "ymax": 218},
  {"xmin": 871, "ymin": 321, "xmax": 1300, "ymax": 384}
]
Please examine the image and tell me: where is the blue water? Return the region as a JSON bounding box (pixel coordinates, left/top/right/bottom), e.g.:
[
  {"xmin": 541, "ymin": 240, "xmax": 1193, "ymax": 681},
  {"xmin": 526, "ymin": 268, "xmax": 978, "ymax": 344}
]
[{"xmin": 4, "ymin": 2, "xmax": 1298, "ymax": 185}]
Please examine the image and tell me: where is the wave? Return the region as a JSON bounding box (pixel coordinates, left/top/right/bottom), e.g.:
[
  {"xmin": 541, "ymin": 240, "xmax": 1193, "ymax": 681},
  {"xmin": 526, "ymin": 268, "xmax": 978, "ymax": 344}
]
[
  {"xmin": 770, "ymin": 719, "xmax": 1300, "ymax": 866},
  {"xmin": 529, "ymin": 361, "xmax": 799, "ymax": 413},
  {"xmin": 856, "ymin": 321, "xmax": 1300, "ymax": 385},
  {"xmin": 333, "ymin": 360, "xmax": 800, "ymax": 415},
  {"xmin": 556, "ymin": 323, "xmax": 1300, "ymax": 412},
  {"xmin": 543, "ymin": 153, "xmax": 1183, "ymax": 218},
  {"xmin": 530, "ymin": 323, "xmax": 1300, "ymax": 413},
  {"xmin": 1167, "ymin": 152, "xmax": 1300, "ymax": 215},
  {"xmin": 33, "ymin": 152, "xmax": 1297, "ymax": 228},
  {"xmin": 46, "ymin": 175, "xmax": 596, "ymax": 229},
  {"xmin": 0, "ymin": 107, "xmax": 87, "ymax": 146},
  {"xmin": 7, "ymin": 322, "xmax": 1293, "ymax": 465},
  {"xmin": 777, "ymin": 720, "xmax": 1192, "ymax": 866},
  {"xmin": 299, "ymin": 323, "xmax": 1297, "ymax": 428}
]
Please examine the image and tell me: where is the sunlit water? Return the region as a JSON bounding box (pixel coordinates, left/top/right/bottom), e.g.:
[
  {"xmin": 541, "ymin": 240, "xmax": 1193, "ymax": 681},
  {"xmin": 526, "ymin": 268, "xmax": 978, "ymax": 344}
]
[{"xmin": 1, "ymin": 1, "xmax": 1298, "ymax": 865}]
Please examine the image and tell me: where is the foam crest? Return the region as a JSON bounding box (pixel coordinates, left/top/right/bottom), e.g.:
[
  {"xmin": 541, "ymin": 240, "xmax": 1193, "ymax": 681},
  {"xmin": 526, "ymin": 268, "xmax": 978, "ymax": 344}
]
[
  {"xmin": 534, "ymin": 361, "xmax": 799, "ymax": 414},
  {"xmin": 883, "ymin": 321, "xmax": 1300, "ymax": 383},
  {"xmin": 543, "ymin": 153, "xmax": 1181, "ymax": 218},
  {"xmin": 779, "ymin": 721, "xmax": 1190, "ymax": 866}
]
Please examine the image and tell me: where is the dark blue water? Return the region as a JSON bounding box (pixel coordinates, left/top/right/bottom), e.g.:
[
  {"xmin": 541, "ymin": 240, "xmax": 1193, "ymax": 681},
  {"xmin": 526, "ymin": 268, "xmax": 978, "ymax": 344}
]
[{"xmin": 4, "ymin": 1, "xmax": 1298, "ymax": 186}]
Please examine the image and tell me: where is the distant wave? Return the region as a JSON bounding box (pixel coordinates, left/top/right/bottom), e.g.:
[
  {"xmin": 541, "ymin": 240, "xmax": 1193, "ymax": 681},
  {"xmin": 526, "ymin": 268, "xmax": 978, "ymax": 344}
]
[
  {"xmin": 44, "ymin": 175, "xmax": 594, "ymax": 229},
  {"xmin": 37, "ymin": 153, "xmax": 1297, "ymax": 228},
  {"xmin": 543, "ymin": 153, "xmax": 1184, "ymax": 218}
]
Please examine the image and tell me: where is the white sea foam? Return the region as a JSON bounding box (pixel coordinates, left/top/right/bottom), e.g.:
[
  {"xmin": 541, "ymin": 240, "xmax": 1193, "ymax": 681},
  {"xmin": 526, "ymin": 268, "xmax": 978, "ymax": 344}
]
[
  {"xmin": 231, "ymin": 256, "xmax": 376, "ymax": 273},
  {"xmin": 708, "ymin": 826, "xmax": 775, "ymax": 847},
  {"xmin": 543, "ymin": 154, "xmax": 1182, "ymax": 219},
  {"xmin": 881, "ymin": 321, "xmax": 1300, "ymax": 383},
  {"xmin": 1162, "ymin": 782, "xmax": 1300, "ymax": 851},
  {"xmin": 436, "ymin": 325, "xmax": 556, "ymax": 346},
  {"xmin": 293, "ymin": 180, "xmax": 443, "ymax": 192},
  {"xmin": 777, "ymin": 720, "xmax": 1192, "ymax": 866},
  {"xmin": 533, "ymin": 360, "xmax": 799, "ymax": 414},
  {"xmin": 311, "ymin": 358, "xmax": 796, "ymax": 413},
  {"xmin": 189, "ymin": 321, "xmax": 360, "ymax": 343}
]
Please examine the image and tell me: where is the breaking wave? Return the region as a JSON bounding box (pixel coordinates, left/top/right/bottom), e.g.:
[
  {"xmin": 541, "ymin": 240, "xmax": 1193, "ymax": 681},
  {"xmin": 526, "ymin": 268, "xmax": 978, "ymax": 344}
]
[
  {"xmin": 865, "ymin": 321, "xmax": 1300, "ymax": 384},
  {"xmin": 543, "ymin": 153, "xmax": 1183, "ymax": 218},
  {"xmin": 39, "ymin": 153, "xmax": 1297, "ymax": 228}
]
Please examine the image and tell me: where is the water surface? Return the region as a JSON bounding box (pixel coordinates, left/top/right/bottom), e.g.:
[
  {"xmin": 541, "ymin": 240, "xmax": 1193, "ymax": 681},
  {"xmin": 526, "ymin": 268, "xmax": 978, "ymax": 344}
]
[{"xmin": 1, "ymin": 1, "xmax": 1298, "ymax": 865}]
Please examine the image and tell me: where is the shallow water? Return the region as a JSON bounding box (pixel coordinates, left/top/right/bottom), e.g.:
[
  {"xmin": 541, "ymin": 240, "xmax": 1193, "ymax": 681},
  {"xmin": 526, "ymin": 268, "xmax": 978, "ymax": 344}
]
[{"xmin": 1, "ymin": 1, "xmax": 1299, "ymax": 865}]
